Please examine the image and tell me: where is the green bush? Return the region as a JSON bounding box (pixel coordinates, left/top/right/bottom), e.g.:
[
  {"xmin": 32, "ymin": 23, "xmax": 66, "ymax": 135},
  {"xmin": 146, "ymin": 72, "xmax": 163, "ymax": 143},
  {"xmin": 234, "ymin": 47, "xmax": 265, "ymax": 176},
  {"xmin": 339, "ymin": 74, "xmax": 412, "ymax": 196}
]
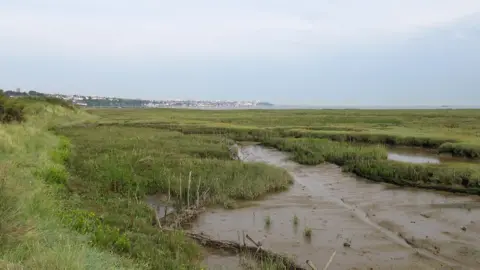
[
  {"xmin": 39, "ymin": 164, "xmax": 69, "ymax": 185},
  {"xmin": 0, "ymin": 95, "xmax": 25, "ymax": 123},
  {"xmin": 50, "ymin": 136, "xmax": 72, "ymax": 164}
]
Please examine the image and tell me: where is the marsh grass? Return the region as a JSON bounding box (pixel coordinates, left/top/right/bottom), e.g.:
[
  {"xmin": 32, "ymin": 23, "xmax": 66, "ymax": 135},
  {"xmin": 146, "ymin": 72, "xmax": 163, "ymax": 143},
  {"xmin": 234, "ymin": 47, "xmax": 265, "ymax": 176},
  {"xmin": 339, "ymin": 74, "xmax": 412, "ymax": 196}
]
[
  {"xmin": 264, "ymin": 215, "xmax": 272, "ymax": 228},
  {"xmin": 240, "ymin": 253, "xmax": 291, "ymax": 270},
  {"xmin": 56, "ymin": 125, "xmax": 293, "ymax": 206},
  {"xmin": 89, "ymin": 107, "xmax": 480, "ymax": 159},
  {"xmin": 261, "ymin": 137, "xmax": 388, "ymax": 166},
  {"xmin": 303, "ymin": 227, "xmax": 312, "ymax": 238},
  {"xmin": 292, "ymin": 214, "xmax": 299, "ymax": 227}
]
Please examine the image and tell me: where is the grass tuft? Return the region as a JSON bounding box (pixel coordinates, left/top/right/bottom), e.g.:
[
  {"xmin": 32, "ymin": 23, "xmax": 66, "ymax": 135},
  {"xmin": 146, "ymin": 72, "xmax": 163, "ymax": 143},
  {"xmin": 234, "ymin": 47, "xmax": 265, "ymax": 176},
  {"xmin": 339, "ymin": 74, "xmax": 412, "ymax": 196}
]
[
  {"xmin": 303, "ymin": 227, "xmax": 312, "ymax": 238},
  {"xmin": 292, "ymin": 214, "xmax": 299, "ymax": 226}
]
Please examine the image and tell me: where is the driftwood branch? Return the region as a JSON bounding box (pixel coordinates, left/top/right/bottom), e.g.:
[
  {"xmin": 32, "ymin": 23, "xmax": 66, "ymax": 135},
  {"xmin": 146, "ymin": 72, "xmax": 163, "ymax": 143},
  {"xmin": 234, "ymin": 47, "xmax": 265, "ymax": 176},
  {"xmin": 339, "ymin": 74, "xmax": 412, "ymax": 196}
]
[
  {"xmin": 306, "ymin": 260, "xmax": 317, "ymax": 270},
  {"xmin": 187, "ymin": 171, "xmax": 192, "ymax": 208},
  {"xmin": 182, "ymin": 230, "xmax": 306, "ymax": 270},
  {"xmin": 322, "ymin": 250, "xmax": 336, "ymax": 270}
]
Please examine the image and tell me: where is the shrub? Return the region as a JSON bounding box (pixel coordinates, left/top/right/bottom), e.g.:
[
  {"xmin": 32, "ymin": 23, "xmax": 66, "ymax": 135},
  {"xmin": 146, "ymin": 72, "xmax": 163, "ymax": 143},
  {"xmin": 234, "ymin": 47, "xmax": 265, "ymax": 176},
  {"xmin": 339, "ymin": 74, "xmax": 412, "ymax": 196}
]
[
  {"xmin": 0, "ymin": 95, "xmax": 25, "ymax": 123},
  {"xmin": 50, "ymin": 136, "xmax": 72, "ymax": 164},
  {"xmin": 40, "ymin": 165, "xmax": 69, "ymax": 185}
]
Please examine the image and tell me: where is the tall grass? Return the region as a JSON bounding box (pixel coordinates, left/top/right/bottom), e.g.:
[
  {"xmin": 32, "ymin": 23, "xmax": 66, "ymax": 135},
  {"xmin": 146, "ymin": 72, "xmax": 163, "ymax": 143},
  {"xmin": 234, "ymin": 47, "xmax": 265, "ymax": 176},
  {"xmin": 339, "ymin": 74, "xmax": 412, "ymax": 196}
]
[{"xmin": 55, "ymin": 125, "xmax": 293, "ymax": 206}]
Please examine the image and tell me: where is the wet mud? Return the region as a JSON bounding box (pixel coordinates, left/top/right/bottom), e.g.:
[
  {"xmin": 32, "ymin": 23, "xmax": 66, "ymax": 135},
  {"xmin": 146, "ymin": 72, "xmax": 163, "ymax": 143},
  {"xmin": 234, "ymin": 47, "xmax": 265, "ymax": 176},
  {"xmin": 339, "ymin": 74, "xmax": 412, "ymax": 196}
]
[{"xmin": 192, "ymin": 146, "xmax": 480, "ymax": 270}]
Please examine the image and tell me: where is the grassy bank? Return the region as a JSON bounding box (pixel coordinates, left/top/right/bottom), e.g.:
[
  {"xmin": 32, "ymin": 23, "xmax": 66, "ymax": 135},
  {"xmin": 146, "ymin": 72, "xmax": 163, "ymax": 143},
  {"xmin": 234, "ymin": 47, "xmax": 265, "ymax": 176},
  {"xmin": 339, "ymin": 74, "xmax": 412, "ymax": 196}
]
[{"xmin": 0, "ymin": 102, "xmax": 140, "ymax": 269}]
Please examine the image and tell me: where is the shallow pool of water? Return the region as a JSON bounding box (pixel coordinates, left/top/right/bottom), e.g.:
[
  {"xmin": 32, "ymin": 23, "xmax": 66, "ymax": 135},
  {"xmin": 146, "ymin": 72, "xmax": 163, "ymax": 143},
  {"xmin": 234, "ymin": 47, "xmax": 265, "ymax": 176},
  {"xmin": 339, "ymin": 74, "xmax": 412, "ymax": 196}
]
[
  {"xmin": 387, "ymin": 146, "xmax": 477, "ymax": 164},
  {"xmin": 192, "ymin": 146, "xmax": 480, "ymax": 270}
]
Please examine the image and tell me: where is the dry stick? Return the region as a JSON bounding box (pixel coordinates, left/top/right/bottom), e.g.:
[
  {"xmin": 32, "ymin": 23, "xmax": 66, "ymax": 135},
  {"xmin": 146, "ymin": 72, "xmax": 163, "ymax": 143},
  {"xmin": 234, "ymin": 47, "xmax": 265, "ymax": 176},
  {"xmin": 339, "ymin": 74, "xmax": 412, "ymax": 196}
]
[
  {"xmin": 167, "ymin": 177, "xmax": 171, "ymax": 202},
  {"xmin": 237, "ymin": 231, "xmax": 241, "ymax": 246},
  {"xmin": 161, "ymin": 228, "xmax": 305, "ymax": 270},
  {"xmin": 155, "ymin": 206, "xmax": 162, "ymax": 229},
  {"xmin": 322, "ymin": 250, "xmax": 336, "ymax": 270},
  {"xmin": 196, "ymin": 177, "xmax": 201, "ymax": 207},
  {"xmin": 242, "ymin": 230, "xmax": 246, "ymax": 247},
  {"xmin": 179, "ymin": 175, "xmax": 182, "ymax": 209},
  {"xmin": 246, "ymin": 234, "xmax": 264, "ymax": 253},
  {"xmin": 245, "ymin": 234, "xmax": 260, "ymax": 247},
  {"xmin": 187, "ymin": 171, "xmax": 192, "ymax": 208},
  {"xmin": 306, "ymin": 260, "xmax": 317, "ymax": 270}
]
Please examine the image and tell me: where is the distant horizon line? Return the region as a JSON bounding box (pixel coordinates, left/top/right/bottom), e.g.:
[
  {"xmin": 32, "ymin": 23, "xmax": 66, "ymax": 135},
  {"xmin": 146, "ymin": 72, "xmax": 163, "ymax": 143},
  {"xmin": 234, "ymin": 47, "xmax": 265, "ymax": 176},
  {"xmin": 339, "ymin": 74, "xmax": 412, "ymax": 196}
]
[{"xmin": 3, "ymin": 88, "xmax": 480, "ymax": 109}]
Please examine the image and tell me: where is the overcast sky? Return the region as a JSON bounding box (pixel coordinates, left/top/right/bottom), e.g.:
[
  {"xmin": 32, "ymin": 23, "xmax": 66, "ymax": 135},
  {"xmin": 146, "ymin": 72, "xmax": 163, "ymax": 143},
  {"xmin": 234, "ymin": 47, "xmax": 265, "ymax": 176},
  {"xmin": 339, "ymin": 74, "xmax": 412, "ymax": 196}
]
[{"xmin": 1, "ymin": 1, "xmax": 479, "ymax": 105}]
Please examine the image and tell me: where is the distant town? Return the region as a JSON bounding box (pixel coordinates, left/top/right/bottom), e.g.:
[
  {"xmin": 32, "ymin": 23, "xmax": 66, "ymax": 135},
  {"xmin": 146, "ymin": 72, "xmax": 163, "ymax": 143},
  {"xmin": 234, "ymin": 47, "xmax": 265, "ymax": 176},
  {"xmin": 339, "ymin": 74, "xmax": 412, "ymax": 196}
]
[{"xmin": 1, "ymin": 88, "xmax": 273, "ymax": 108}]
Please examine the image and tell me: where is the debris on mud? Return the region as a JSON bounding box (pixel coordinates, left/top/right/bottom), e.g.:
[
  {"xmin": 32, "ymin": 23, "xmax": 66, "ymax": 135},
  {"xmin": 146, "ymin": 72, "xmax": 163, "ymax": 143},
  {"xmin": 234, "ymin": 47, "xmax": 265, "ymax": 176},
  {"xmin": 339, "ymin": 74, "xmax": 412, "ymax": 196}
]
[
  {"xmin": 420, "ymin": 213, "xmax": 431, "ymax": 219},
  {"xmin": 184, "ymin": 230, "xmax": 307, "ymax": 270}
]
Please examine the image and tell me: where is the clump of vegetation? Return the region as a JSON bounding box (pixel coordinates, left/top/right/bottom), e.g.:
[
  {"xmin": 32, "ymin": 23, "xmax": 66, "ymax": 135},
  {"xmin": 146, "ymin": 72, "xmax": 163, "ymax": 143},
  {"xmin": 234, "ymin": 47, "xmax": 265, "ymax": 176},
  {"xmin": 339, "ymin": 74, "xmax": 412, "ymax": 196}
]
[
  {"xmin": 292, "ymin": 214, "xmax": 299, "ymax": 226},
  {"xmin": 264, "ymin": 215, "xmax": 272, "ymax": 228},
  {"xmin": 303, "ymin": 227, "xmax": 312, "ymax": 238},
  {"xmin": 0, "ymin": 93, "xmax": 25, "ymax": 123}
]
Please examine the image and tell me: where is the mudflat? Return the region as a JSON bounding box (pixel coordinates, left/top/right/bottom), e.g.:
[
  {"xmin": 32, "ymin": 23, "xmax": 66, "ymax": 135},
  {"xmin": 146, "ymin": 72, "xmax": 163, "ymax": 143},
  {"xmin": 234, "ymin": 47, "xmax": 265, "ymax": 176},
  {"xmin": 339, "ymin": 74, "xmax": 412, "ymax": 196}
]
[{"xmin": 193, "ymin": 146, "xmax": 480, "ymax": 270}]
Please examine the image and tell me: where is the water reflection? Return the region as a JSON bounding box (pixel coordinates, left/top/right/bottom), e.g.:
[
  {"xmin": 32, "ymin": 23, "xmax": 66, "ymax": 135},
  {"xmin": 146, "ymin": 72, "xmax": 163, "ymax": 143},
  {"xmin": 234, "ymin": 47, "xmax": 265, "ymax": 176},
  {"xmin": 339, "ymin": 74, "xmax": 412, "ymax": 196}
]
[
  {"xmin": 387, "ymin": 146, "xmax": 477, "ymax": 164},
  {"xmin": 387, "ymin": 152, "xmax": 440, "ymax": 164}
]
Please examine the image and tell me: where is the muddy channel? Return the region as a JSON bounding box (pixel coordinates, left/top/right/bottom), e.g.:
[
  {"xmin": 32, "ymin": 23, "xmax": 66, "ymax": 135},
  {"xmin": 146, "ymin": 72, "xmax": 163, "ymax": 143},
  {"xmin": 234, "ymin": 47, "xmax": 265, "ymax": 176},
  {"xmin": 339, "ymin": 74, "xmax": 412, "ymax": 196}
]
[{"xmin": 190, "ymin": 145, "xmax": 480, "ymax": 270}]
